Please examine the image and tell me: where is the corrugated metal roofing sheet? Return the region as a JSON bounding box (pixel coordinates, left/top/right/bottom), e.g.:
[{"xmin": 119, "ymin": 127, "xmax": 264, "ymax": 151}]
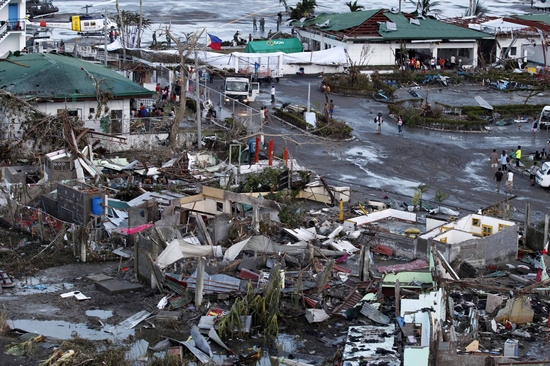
[
  {"xmin": 379, "ymin": 12, "xmax": 489, "ymax": 40},
  {"xmin": 300, "ymin": 9, "xmax": 378, "ymax": 31},
  {"xmin": 0, "ymin": 53, "xmax": 153, "ymax": 100},
  {"xmin": 300, "ymin": 9, "xmax": 489, "ymax": 40}
]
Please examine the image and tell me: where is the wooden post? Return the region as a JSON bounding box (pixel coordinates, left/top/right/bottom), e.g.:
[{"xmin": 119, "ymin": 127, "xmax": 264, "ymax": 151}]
[
  {"xmin": 195, "ymin": 257, "xmax": 205, "ymax": 307},
  {"xmin": 524, "ymin": 202, "xmax": 530, "ymax": 247},
  {"xmin": 362, "ymin": 244, "xmax": 371, "ymax": 281},
  {"xmin": 544, "ymin": 214, "xmax": 549, "ymax": 254},
  {"xmin": 395, "ymin": 279, "xmax": 401, "ymax": 318},
  {"xmin": 80, "ymin": 226, "xmax": 87, "ymax": 263},
  {"xmin": 314, "ymin": 259, "xmax": 334, "ymax": 294},
  {"xmin": 254, "ymin": 137, "xmax": 260, "ymax": 163},
  {"xmin": 38, "ymin": 211, "xmax": 45, "ymax": 242},
  {"xmin": 252, "ymin": 204, "xmax": 260, "ymax": 232},
  {"xmin": 268, "ymin": 140, "xmax": 273, "ymax": 166}
]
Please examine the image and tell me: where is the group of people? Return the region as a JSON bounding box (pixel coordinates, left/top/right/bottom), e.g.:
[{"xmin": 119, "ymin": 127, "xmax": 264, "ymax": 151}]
[
  {"xmin": 323, "ymin": 100, "xmax": 335, "ymax": 121},
  {"xmin": 490, "ymin": 143, "xmax": 550, "ymax": 193},
  {"xmin": 252, "ymin": 17, "xmax": 266, "ymax": 32},
  {"xmin": 373, "ymin": 113, "xmax": 403, "ymax": 135},
  {"xmin": 135, "ymin": 103, "xmax": 175, "ymax": 119},
  {"xmin": 402, "ymin": 55, "xmax": 459, "ymax": 72},
  {"xmin": 252, "ymin": 12, "xmax": 283, "ymax": 33},
  {"xmin": 155, "ymin": 83, "xmax": 178, "ymax": 104}
]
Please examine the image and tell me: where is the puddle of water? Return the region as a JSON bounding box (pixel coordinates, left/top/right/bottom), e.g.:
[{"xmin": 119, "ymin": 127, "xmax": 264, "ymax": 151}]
[
  {"xmin": 13, "ymin": 276, "xmax": 75, "ymax": 295},
  {"xmin": 10, "ymin": 319, "xmax": 134, "ymax": 341},
  {"xmin": 85, "ymin": 310, "xmax": 113, "ymax": 319}
]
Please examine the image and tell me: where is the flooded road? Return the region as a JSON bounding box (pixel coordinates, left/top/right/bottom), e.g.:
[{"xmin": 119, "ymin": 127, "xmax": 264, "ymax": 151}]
[{"xmin": 50, "ymin": 0, "xmax": 533, "ymax": 45}]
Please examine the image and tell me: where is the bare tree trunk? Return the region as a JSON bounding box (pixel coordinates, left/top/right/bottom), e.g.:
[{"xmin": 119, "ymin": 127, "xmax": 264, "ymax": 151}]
[
  {"xmin": 167, "ymin": 28, "xmax": 205, "ymax": 148},
  {"xmin": 115, "ymin": 0, "xmax": 126, "ymax": 62},
  {"xmin": 138, "ymin": 0, "xmax": 143, "ymax": 47}
]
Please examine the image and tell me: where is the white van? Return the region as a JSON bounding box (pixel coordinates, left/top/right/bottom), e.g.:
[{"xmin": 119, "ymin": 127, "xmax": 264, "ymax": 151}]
[
  {"xmin": 536, "ymin": 161, "xmax": 550, "ymax": 187},
  {"xmin": 539, "ymin": 106, "xmax": 550, "ymax": 128}
]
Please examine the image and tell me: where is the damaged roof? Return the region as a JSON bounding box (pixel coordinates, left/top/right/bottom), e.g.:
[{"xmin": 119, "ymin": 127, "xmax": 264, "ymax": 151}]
[
  {"xmin": 298, "ymin": 9, "xmax": 490, "ymax": 40},
  {"xmin": 0, "ymin": 53, "xmax": 153, "ymax": 100}
]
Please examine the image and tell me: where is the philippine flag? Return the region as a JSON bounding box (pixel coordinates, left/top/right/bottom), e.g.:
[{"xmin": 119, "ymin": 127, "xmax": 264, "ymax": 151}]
[{"xmin": 207, "ymin": 33, "xmax": 222, "ymax": 50}]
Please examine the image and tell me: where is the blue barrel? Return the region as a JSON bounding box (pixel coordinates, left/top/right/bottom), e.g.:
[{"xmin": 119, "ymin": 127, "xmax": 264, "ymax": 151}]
[{"xmin": 91, "ymin": 197, "xmax": 103, "ymax": 215}]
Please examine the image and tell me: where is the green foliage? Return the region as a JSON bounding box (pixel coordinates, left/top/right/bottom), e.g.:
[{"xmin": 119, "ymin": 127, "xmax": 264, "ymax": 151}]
[
  {"xmin": 218, "ymin": 271, "xmax": 282, "ymax": 340},
  {"xmin": 290, "ymin": 0, "xmax": 317, "ymax": 19},
  {"xmin": 346, "ymin": 0, "xmax": 365, "ymax": 11},
  {"xmin": 279, "ymin": 203, "xmax": 304, "ymax": 227},
  {"xmin": 237, "ymin": 167, "xmax": 282, "ymax": 193},
  {"xmin": 434, "ymin": 190, "xmax": 449, "ymax": 209},
  {"xmin": 273, "ymin": 108, "xmax": 311, "ymax": 130},
  {"xmin": 273, "ymin": 108, "xmax": 353, "ymax": 139},
  {"xmin": 387, "ymin": 102, "xmax": 488, "ymax": 131}
]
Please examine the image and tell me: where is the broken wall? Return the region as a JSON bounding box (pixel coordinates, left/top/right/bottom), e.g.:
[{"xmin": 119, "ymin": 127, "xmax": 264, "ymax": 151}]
[
  {"xmin": 376, "ymin": 231, "xmax": 417, "ymax": 259},
  {"xmin": 444, "ymin": 225, "xmax": 517, "ymax": 267},
  {"xmin": 213, "ymin": 213, "xmax": 233, "ymax": 245},
  {"xmin": 134, "ymin": 233, "xmax": 159, "ymax": 287}
]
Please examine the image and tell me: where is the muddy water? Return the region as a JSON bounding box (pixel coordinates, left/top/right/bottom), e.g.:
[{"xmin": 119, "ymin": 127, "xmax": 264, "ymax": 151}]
[{"xmin": 10, "ymin": 319, "xmax": 134, "ymax": 341}]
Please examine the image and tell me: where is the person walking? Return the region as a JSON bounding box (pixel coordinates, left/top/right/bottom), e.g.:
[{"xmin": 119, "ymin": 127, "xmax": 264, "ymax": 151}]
[
  {"xmin": 430, "ymin": 57, "xmax": 436, "ymax": 70},
  {"xmin": 489, "ymin": 149, "xmax": 499, "ymax": 172},
  {"xmin": 505, "ymin": 170, "xmax": 514, "ymax": 194},
  {"xmin": 501, "ymin": 150, "xmax": 508, "ymax": 171},
  {"xmin": 532, "ymin": 120, "xmax": 539, "ymax": 136},
  {"xmin": 375, "ymin": 112, "xmax": 383, "ymax": 134},
  {"xmin": 494, "ymin": 168, "xmax": 504, "ymax": 193},
  {"xmin": 515, "ymin": 145, "xmax": 522, "ymax": 168},
  {"xmin": 450, "ymin": 55, "xmax": 456, "ymax": 69},
  {"xmin": 253, "ymin": 17, "xmax": 257, "ymax": 31},
  {"xmin": 260, "ymin": 106, "xmax": 266, "ymax": 125},
  {"xmin": 329, "ymin": 100, "xmax": 334, "ymax": 119},
  {"xmin": 398, "ymin": 115, "xmax": 403, "ymax": 135},
  {"xmin": 260, "ymin": 17, "xmax": 265, "ymax": 32},
  {"xmin": 530, "ymin": 162, "xmax": 540, "ymax": 185},
  {"xmin": 264, "ymin": 106, "xmax": 272, "ymax": 124},
  {"xmin": 270, "ymin": 85, "xmax": 275, "ymax": 103}
]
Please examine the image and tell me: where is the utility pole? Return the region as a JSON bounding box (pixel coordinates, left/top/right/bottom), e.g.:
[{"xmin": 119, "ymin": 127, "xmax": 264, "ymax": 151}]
[
  {"xmin": 103, "ymin": 7, "xmax": 108, "ymax": 66},
  {"xmin": 194, "ymin": 50, "xmax": 202, "ymax": 147}
]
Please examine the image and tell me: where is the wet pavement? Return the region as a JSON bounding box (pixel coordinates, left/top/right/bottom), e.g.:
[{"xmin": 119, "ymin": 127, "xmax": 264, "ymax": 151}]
[{"xmin": 243, "ymin": 75, "xmax": 550, "ymax": 224}]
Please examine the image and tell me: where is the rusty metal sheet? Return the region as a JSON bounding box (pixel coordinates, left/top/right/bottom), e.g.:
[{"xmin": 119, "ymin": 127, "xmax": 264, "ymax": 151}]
[
  {"xmin": 331, "ymin": 288, "xmax": 364, "ymax": 315},
  {"xmin": 376, "ymin": 259, "xmax": 429, "ymax": 274}
]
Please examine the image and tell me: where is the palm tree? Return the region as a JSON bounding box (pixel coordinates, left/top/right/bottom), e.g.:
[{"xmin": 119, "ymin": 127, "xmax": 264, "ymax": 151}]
[
  {"xmin": 464, "ymin": 0, "xmax": 488, "ymax": 17},
  {"xmin": 346, "ymin": 0, "xmax": 365, "ymax": 12},
  {"xmin": 290, "ymin": 0, "xmax": 317, "ymax": 20},
  {"xmin": 115, "ymin": 10, "xmax": 152, "ymax": 48},
  {"xmin": 410, "ymin": 0, "xmax": 440, "ymax": 16}
]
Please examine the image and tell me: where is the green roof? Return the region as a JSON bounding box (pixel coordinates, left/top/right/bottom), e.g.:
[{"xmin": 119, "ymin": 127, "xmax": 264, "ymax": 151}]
[
  {"xmin": 514, "ymin": 13, "xmax": 550, "ymax": 26},
  {"xmin": 300, "ymin": 9, "xmax": 379, "ymax": 31},
  {"xmin": 379, "ymin": 12, "xmax": 489, "ymax": 40},
  {"xmin": 298, "ymin": 9, "xmax": 489, "ymax": 40},
  {"xmin": 244, "ymin": 38, "xmax": 303, "ymax": 53},
  {"xmin": 0, "ymin": 53, "xmax": 153, "ymax": 100}
]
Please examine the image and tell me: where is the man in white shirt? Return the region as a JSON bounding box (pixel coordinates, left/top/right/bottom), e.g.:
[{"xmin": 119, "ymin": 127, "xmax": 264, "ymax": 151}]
[
  {"xmin": 270, "ymin": 85, "xmax": 275, "ymax": 103},
  {"xmin": 505, "ymin": 171, "xmax": 514, "ymax": 194}
]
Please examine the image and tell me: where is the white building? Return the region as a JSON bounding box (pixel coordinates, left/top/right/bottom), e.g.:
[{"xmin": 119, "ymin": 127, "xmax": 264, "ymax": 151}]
[
  {"xmin": 294, "ymin": 9, "xmax": 490, "ymax": 68},
  {"xmin": 0, "ymin": 0, "xmax": 26, "ymax": 57}
]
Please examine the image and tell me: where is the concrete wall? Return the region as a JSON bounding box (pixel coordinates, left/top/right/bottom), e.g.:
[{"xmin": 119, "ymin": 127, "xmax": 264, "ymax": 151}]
[
  {"xmin": 135, "ymin": 234, "xmax": 154, "ymax": 286},
  {"xmin": 435, "ymin": 229, "xmax": 476, "ymax": 244},
  {"xmin": 454, "ymin": 214, "xmax": 514, "ymax": 236},
  {"xmin": 376, "ymin": 231, "xmax": 417, "ymax": 259},
  {"xmin": 444, "ymin": 225, "xmax": 517, "ymax": 267}
]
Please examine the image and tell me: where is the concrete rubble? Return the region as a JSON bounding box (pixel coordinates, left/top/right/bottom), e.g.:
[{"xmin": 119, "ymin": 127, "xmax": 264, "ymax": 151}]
[{"xmin": 1, "ymin": 131, "xmax": 550, "ymax": 365}]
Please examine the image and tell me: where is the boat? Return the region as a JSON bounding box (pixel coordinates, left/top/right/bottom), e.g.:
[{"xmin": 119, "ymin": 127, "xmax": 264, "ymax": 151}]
[{"xmin": 26, "ymin": 0, "xmax": 59, "ymax": 18}]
